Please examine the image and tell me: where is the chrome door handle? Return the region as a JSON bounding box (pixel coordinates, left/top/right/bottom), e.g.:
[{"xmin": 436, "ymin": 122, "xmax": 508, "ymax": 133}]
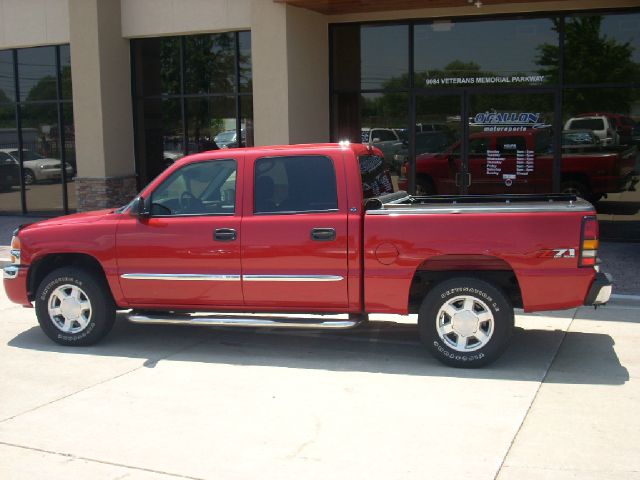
[
  {"xmin": 311, "ymin": 228, "xmax": 336, "ymax": 241},
  {"xmin": 214, "ymin": 228, "xmax": 237, "ymax": 241}
]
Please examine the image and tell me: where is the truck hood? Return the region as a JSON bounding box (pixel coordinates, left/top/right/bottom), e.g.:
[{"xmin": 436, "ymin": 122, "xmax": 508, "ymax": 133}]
[{"xmin": 20, "ymin": 209, "xmax": 115, "ymax": 232}]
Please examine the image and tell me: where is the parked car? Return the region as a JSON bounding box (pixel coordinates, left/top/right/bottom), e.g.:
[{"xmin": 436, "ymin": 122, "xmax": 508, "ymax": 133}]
[
  {"xmin": 163, "ymin": 150, "xmax": 185, "ymax": 168},
  {"xmin": 561, "ymin": 130, "xmax": 601, "ymax": 152},
  {"xmin": 0, "ymin": 149, "xmax": 75, "ymax": 185},
  {"xmin": 392, "ymin": 130, "xmax": 458, "ymax": 173},
  {"xmin": 564, "ymin": 115, "xmax": 620, "ymax": 146},
  {"xmin": 0, "ymin": 150, "xmax": 20, "ymax": 191},
  {"xmin": 361, "ymin": 127, "xmax": 403, "ymax": 166},
  {"xmin": 578, "ymin": 112, "xmax": 636, "ymax": 145},
  {"xmin": 4, "ymin": 143, "xmax": 611, "ymax": 368},
  {"xmin": 633, "ymin": 122, "xmax": 640, "ymax": 145},
  {"xmin": 398, "ymin": 129, "xmax": 638, "ymax": 201},
  {"xmin": 214, "ymin": 129, "xmax": 245, "ymax": 148}
]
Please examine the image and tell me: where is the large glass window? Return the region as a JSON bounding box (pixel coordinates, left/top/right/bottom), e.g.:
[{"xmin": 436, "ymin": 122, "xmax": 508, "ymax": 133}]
[
  {"xmin": 415, "ymin": 18, "xmax": 558, "ymax": 88},
  {"xmin": 0, "ymin": 45, "xmax": 74, "ymax": 215},
  {"xmin": 331, "ymin": 11, "xmax": 640, "ymax": 241},
  {"xmin": 361, "ymin": 24, "xmax": 408, "ymax": 90},
  {"xmin": 133, "ymin": 31, "xmax": 253, "ymax": 187},
  {"xmin": 562, "ymin": 87, "xmax": 640, "ymax": 240},
  {"xmin": 563, "ymin": 13, "xmax": 640, "ymax": 85}
]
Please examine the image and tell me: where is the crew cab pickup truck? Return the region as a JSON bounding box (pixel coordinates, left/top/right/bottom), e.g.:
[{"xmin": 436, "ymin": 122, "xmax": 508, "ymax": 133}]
[
  {"xmin": 398, "ymin": 129, "xmax": 638, "ymax": 201},
  {"xmin": 3, "ymin": 143, "xmax": 612, "ymax": 367}
]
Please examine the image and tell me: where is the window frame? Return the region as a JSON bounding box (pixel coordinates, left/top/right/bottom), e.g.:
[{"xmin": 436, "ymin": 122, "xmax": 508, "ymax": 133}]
[
  {"xmin": 252, "ymin": 155, "xmax": 339, "ymax": 216},
  {"xmin": 149, "ymin": 159, "xmax": 238, "ymax": 218}
]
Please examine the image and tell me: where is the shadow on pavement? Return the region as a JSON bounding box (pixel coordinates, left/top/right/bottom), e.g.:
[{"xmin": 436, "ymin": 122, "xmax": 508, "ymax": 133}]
[{"xmin": 8, "ymin": 316, "xmax": 628, "ymax": 385}]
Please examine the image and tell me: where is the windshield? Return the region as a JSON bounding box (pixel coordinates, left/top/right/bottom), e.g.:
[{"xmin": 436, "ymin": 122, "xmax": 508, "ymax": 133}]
[
  {"xmin": 215, "ymin": 131, "xmax": 236, "ymax": 143},
  {"xmin": 569, "ymin": 119, "xmax": 604, "ymax": 131},
  {"xmin": 10, "ymin": 150, "xmax": 44, "ymax": 161}
]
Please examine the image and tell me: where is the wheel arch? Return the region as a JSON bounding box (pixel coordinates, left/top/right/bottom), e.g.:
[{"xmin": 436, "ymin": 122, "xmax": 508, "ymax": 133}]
[
  {"xmin": 27, "ymin": 253, "xmax": 113, "ymax": 303},
  {"xmin": 414, "ymin": 173, "xmax": 436, "ymax": 194},
  {"xmin": 408, "ymin": 255, "xmax": 522, "ymax": 313}
]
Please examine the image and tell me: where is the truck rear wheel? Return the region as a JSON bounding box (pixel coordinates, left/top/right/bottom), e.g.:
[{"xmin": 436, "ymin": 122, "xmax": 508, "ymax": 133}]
[
  {"xmin": 35, "ymin": 267, "xmax": 116, "ymax": 346},
  {"xmin": 418, "ymin": 277, "xmax": 514, "ymax": 368}
]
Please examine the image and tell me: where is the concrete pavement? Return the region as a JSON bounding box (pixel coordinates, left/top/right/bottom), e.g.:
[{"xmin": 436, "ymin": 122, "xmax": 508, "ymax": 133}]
[{"xmin": 0, "ymin": 287, "xmax": 638, "ymax": 480}]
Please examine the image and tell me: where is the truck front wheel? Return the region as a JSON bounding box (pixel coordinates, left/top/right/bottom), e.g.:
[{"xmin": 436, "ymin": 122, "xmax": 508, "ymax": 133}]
[
  {"xmin": 35, "ymin": 267, "xmax": 116, "ymax": 346},
  {"xmin": 418, "ymin": 277, "xmax": 514, "ymax": 368}
]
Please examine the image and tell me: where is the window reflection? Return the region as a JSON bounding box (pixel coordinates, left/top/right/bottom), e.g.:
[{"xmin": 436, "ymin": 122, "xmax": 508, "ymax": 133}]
[
  {"xmin": 361, "ymin": 92, "xmax": 408, "ymax": 188},
  {"xmin": 564, "ymin": 13, "xmax": 640, "ymax": 85},
  {"xmin": 361, "ymin": 25, "xmax": 408, "ymax": 90},
  {"xmin": 132, "ymin": 32, "xmax": 252, "ymax": 186},
  {"xmin": 0, "ymin": 105, "xmax": 22, "ymax": 213},
  {"xmin": 138, "ymin": 98, "xmax": 184, "ymax": 182},
  {"xmin": 184, "ymin": 33, "xmax": 236, "ymax": 95},
  {"xmin": 0, "ymin": 45, "xmax": 73, "ymax": 214},
  {"xmin": 563, "ymin": 88, "xmax": 640, "ymax": 240},
  {"xmin": 18, "ymin": 46, "xmax": 57, "ymax": 102},
  {"xmin": 20, "ymin": 103, "xmax": 70, "ymax": 213},
  {"xmin": 134, "ymin": 37, "xmax": 181, "ymax": 97},
  {"xmin": 0, "ymin": 50, "xmax": 15, "ymax": 103},
  {"xmin": 414, "ymin": 19, "xmax": 558, "ymax": 88},
  {"xmin": 239, "ymin": 32, "xmax": 252, "ymax": 93},
  {"xmin": 60, "ymin": 45, "xmax": 72, "ymax": 100},
  {"xmin": 186, "ymin": 96, "xmax": 235, "ymax": 152}
]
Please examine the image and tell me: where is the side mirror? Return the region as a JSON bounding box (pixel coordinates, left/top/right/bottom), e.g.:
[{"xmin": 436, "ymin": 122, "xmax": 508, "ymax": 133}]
[
  {"xmin": 131, "ymin": 196, "xmax": 151, "ymax": 219},
  {"xmin": 372, "ymin": 137, "xmax": 381, "ymax": 143}
]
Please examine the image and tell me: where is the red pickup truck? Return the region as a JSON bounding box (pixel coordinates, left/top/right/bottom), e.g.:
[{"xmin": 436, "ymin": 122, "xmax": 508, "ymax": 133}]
[
  {"xmin": 3, "ymin": 143, "xmax": 612, "ymax": 367},
  {"xmin": 398, "ymin": 129, "xmax": 638, "ymax": 201}
]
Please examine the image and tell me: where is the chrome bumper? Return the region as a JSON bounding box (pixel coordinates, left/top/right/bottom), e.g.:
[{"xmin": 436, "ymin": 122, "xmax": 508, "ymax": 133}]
[
  {"xmin": 3, "ymin": 265, "xmax": 19, "ymax": 279},
  {"xmin": 585, "ymin": 272, "xmax": 613, "ymax": 306}
]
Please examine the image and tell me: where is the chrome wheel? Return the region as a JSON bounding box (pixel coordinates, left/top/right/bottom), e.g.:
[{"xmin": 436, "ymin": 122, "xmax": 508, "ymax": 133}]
[
  {"xmin": 47, "ymin": 284, "xmax": 92, "ymax": 334},
  {"xmin": 436, "ymin": 295, "xmax": 494, "ymax": 352},
  {"xmin": 23, "ymin": 169, "xmax": 35, "ymax": 185}
]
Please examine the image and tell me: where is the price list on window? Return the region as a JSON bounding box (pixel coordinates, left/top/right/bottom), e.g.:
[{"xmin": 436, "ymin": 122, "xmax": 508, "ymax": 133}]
[
  {"xmin": 516, "ymin": 150, "xmax": 535, "ymax": 175},
  {"xmin": 486, "ymin": 150, "xmax": 504, "ymax": 175}
]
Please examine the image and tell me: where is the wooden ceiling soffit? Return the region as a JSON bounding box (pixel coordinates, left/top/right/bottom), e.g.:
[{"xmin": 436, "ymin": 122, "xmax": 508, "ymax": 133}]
[{"xmin": 273, "ymin": 0, "xmax": 572, "ymax": 15}]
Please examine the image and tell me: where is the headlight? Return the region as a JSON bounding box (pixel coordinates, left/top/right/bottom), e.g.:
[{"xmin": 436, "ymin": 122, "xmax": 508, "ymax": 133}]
[{"xmin": 10, "ymin": 235, "xmax": 20, "ymax": 264}]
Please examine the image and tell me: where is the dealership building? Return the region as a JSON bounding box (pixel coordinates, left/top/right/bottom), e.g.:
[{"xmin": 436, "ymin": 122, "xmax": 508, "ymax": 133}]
[{"xmin": 0, "ymin": 0, "xmax": 638, "ymax": 239}]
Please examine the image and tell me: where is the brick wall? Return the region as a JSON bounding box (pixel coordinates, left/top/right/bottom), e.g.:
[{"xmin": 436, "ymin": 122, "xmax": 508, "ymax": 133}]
[{"xmin": 75, "ymin": 176, "xmax": 138, "ymax": 211}]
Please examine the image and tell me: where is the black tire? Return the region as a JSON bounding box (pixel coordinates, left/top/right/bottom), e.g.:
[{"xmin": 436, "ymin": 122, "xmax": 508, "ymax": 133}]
[
  {"xmin": 23, "ymin": 169, "xmax": 35, "ymax": 185},
  {"xmin": 415, "ymin": 175, "xmax": 435, "ymax": 196},
  {"xmin": 418, "ymin": 277, "xmax": 514, "ymax": 368},
  {"xmin": 560, "ymin": 180, "xmax": 591, "ymax": 199},
  {"xmin": 35, "ymin": 267, "xmax": 116, "ymax": 346}
]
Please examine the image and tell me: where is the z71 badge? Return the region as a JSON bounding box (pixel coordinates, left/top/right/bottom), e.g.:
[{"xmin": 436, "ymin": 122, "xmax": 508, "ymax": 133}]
[{"xmin": 538, "ymin": 248, "xmax": 576, "ymax": 258}]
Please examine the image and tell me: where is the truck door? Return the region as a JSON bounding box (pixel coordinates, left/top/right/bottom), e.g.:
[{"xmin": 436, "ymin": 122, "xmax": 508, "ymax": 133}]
[
  {"xmin": 116, "ymin": 157, "xmax": 244, "ymax": 307},
  {"xmin": 240, "ymin": 153, "xmax": 349, "ymax": 310}
]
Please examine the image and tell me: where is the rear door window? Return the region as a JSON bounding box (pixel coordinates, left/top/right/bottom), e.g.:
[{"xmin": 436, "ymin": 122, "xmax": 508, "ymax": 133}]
[
  {"xmin": 254, "ymin": 155, "xmax": 338, "ymax": 214},
  {"xmin": 360, "ymin": 154, "xmax": 394, "ymax": 199}
]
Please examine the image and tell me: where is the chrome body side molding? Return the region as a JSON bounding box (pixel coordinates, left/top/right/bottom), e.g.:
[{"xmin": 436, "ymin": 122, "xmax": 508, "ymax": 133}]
[
  {"xmin": 121, "ymin": 274, "xmax": 344, "ymax": 282},
  {"xmin": 242, "ymin": 275, "xmax": 344, "ymax": 282},
  {"xmin": 121, "ymin": 273, "xmax": 241, "ymax": 281}
]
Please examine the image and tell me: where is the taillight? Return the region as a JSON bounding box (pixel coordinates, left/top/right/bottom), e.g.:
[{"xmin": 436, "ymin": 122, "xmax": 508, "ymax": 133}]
[{"xmin": 579, "ymin": 216, "xmax": 599, "ymax": 267}]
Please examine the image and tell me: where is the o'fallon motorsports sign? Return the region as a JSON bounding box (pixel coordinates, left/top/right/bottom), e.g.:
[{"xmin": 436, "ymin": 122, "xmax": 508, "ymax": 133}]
[{"xmin": 471, "ymin": 112, "xmax": 548, "ymax": 132}]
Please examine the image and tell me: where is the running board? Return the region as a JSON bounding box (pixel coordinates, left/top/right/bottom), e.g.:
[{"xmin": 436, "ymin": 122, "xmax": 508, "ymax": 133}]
[{"xmin": 127, "ymin": 312, "xmax": 362, "ymax": 329}]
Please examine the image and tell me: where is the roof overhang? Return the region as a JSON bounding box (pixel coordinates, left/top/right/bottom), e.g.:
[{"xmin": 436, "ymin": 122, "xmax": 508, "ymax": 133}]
[{"xmin": 273, "ymin": 0, "xmax": 574, "ymax": 15}]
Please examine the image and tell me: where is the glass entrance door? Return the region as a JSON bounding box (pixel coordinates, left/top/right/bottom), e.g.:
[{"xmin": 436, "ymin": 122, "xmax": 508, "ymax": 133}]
[
  {"xmin": 409, "ymin": 90, "xmax": 557, "ymax": 196},
  {"xmin": 408, "ymin": 93, "xmax": 463, "ymax": 195},
  {"xmin": 466, "ymin": 91, "xmax": 556, "ymax": 195}
]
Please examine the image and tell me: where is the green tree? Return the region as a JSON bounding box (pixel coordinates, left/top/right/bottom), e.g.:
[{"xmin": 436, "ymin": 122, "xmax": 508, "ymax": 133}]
[{"xmin": 537, "ymin": 16, "xmax": 640, "ymax": 114}]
